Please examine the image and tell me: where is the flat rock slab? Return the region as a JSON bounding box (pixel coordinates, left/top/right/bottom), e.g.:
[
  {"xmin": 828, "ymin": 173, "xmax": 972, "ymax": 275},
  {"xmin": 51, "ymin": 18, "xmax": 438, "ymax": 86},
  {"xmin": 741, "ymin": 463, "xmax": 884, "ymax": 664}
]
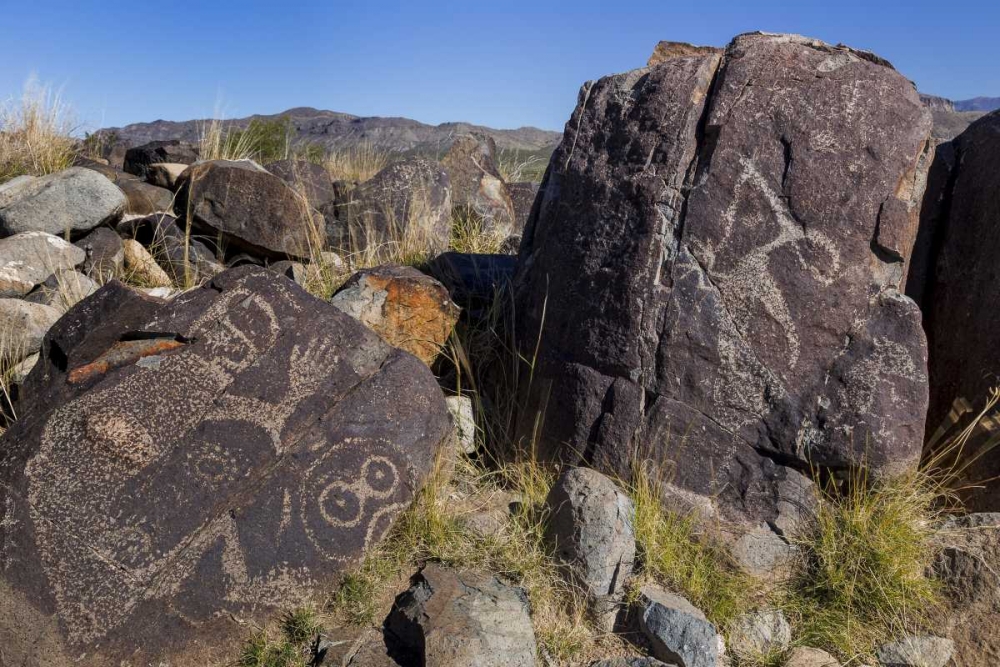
[
  {"xmin": 0, "ymin": 266, "xmax": 451, "ymax": 666},
  {"xmin": 0, "ymin": 231, "xmax": 86, "ymax": 297},
  {"xmin": 0, "ymin": 167, "xmax": 126, "ymax": 237},
  {"xmin": 514, "ymin": 32, "xmax": 933, "ymax": 524},
  {"xmin": 385, "ymin": 565, "xmax": 537, "ymax": 667}
]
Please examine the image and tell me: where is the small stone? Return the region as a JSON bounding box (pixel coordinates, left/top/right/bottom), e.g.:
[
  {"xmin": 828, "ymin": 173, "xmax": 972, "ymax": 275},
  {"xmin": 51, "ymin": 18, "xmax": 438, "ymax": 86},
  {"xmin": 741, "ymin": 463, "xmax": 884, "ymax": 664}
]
[
  {"xmin": 331, "ymin": 264, "xmax": 459, "ymax": 366},
  {"xmin": 25, "ymin": 269, "xmax": 98, "ymax": 313},
  {"xmin": 0, "ymin": 299, "xmax": 61, "ymax": 358},
  {"xmin": 10, "ymin": 353, "xmax": 39, "ymax": 385},
  {"xmin": 146, "ymin": 163, "xmax": 189, "ymax": 190},
  {"xmin": 635, "ymin": 585, "xmax": 720, "ymax": 667},
  {"xmin": 728, "ymin": 609, "xmax": 791, "ymax": 660},
  {"xmin": 0, "ymin": 167, "xmax": 126, "ymax": 236},
  {"xmin": 385, "ymin": 565, "xmax": 537, "ymax": 667},
  {"xmin": 730, "ymin": 524, "xmax": 796, "ymax": 578},
  {"xmin": 74, "ymin": 227, "xmax": 125, "ymax": 280},
  {"xmin": 446, "ymin": 395, "xmax": 476, "ymax": 454},
  {"xmin": 268, "ymin": 260, "xmax": 308, "ymax": 285},
  {"xmin": 876, "ymin": 635, "xmax": 954, "ymax": 667},
  {"xmin": 589, "ymin": 659, "xmax": 675, "ymax": 667},
  {"xmin": 0, "ymin": 231, "xmax": 86, "ymax": 297},
  {"xmin": 784, "ymin": 647, "xmax": 841, "ymax": 667},
  {"xmin": 122, "ymin": 239, "xmax": 173, "ymax": 288},
  {"xmin": 546, "ymin": 467, "xmax": 636, "ymax": 630},
  {"xmin": 135, "ymin": 286, "xmax": 178, "ymax": 299}
]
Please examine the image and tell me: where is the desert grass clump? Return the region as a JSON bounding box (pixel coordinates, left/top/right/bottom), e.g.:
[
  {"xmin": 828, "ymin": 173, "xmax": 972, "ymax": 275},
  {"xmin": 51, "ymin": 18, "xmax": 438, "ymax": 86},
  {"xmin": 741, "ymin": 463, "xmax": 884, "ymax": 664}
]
[
  {"xmin": 497, "ymin": 148, "xmax": 549, "ymax": 183},
  {"xmin": 0, "ymin": 78, "xmax": 77, "ymax": 183},
  {"xmin": 450, "ymin": 206, "xmax": 509, "ymax": 254},
  {"xmin": 626, "ymin": 459, "xmax": 753, "ymax": 629},
  {"xmin": 786, "ymin": 466, "xmax": 948, "ymax": 660},
  {"xmin": 237, "ymin": 607, "xmax": 321, "ymax": 667},
  {"xmin": 324, "ymin": 141, "xmax": 390, "ymax": 183},
  {"xmin": 198, "ymin": 116, "xmax": 260, "ymax": 162}
]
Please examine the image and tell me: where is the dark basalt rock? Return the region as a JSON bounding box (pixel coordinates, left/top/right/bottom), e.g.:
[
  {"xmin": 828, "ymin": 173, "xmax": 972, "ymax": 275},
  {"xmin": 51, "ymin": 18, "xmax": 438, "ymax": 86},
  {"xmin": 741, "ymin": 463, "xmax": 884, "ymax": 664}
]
[
  {"xmin": 507, "ymin": 181, "xmax": 539, "ymax": 235},
  {"xmin": 515, "ymin": 32, "xmax": 933, "ymax": 525},
  {"xmin": 266, "ymin": 159, "xmax": 336, "ymax": 209},
  {"xmin": 123, "ymin": 140, "xmax": 200, "ymax": 179},
  {"xmin": 118, "ymin": 179, "xmax": 175, "ymax": 215},
  {"xmin": 0, "ymin": 266, "xmax": 451, "ymax": 666},
  {"xmin": 175, "ymin": 160, "xmax": 323, "ymax": 259},
  {"xmin": 117, "ymin": 213, "xmax": 222, "ymax": 284}
]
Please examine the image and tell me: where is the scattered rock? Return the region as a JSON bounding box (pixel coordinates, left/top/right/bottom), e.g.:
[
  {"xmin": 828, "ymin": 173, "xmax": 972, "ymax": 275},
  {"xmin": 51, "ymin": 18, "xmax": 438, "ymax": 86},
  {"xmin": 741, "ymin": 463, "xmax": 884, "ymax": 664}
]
[
  {"xmin": 876, "ymin": 635, "xmax": 954, "ymax": 667},
  {"xmin": 507, "ymin": 181, "xmax": 539, "ymax": 234},
  {"xmin": 545, "ymin": 467, "xmax": 636, "ymax": 629},
  {"xmin": 176, "ymin": 159, "xmax": 322, "ymax": 259},
  {"xmin": 0, "ymin": 298, "xmax": 61, "ymax": 357},
  {"xmin": 0, "ymin": 231, "xmax": 87, "ymax": 297},
  {"xmin": 268, "ymin": 260, "xmax": 308, "ymax": 285},
  {"xmin": 146, "ymin": 163, "xmax": 188, "ymax": 190},
  {"xmin": 118, "ymin": 213, "xmax": 223, "ymax": 284},
  {"xmin": 266, "ymin": 159, "xmax": 336, "ymax": 208},
  {"xmin": 325, "ymin": 158, "xmax": 451, "ymax": 254},
  {"xmin": 442, "ymin": 134, "xmax": 515, "ymax": 236},
  {"xmin": 728, "ymin": 609, "xmax": 791, "ymax": 660},
  {"xmin": 10, "ymin": 352, "xmax": 39, "ymax": 385},
  {"xmin": 74, "ymin": 227, "xmax": 125, "ymax": 280},
  {"xmin": 332, "ymin": 264, "xmax": 460, "ymax": 366},
  {"xmin": 122, "ymin": 238, "xmax": 173, "ymax": 287},
  {"xmin": 635, "ymin": 585, "xmax": 721, "ymax": 667},
  {"xmin": 25, "ymin": 269, "xmax": 99, "ymax": 313},
  {"xmin": 446, "ymin": 394, "xmax": 477, "ymax": 454},
  {"xmin": 0, "ymin": 167, "xmax": 126, "ymax": 237},
  {"xmin": 0, "ymin": 266, "xmax": 452, "ymax": 666},
  {"xmin": 647, "ymin": 41, "xmax": 722, "ymax": 66},
  {"xmin": 514, "ymin": 32, "xmax": 933, "ymax": 525},
  {"xmin": 589, "ymin": 659, "xmax": 674, "ymax": 667},
  {"xmin": 784, "ymin": 647, "xmax": 841, "ymax": 667},
  {"xmin": 118, "ymin": 179, "xmax": 175, "ymax": 215},
  {"xmin": 729, "ymin": 524, "xmax": 796, "ymax": 579},
  {"xmin": 123, "ymin": 140, "xmax": 200, "ymax": 179},
  {"xmin": 385, "ymin": 565, "xmax": 537, "ymax": 667}
]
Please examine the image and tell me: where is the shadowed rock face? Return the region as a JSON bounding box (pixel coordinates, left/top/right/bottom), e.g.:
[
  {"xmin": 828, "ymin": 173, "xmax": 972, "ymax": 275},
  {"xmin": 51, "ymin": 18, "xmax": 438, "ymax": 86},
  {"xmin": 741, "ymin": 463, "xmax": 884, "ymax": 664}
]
[
  {"xmin": 515, "ymin": 32, "xmax": 933, "ymax": 525},
  {"xmin": 0, "ymin": 266, "xmax": 451, "ymax": 666}
]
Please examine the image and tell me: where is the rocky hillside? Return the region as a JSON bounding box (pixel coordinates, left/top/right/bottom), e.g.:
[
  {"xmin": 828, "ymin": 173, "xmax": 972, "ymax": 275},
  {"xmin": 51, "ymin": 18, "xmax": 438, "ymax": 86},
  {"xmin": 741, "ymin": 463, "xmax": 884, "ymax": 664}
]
[
  {"xmin": 100, "ymin": 106, "xmax": 562, "ymax": 154},
  {"xmin": 954, "ymin": 96, "xmax": 1000, "ymax": 112}
]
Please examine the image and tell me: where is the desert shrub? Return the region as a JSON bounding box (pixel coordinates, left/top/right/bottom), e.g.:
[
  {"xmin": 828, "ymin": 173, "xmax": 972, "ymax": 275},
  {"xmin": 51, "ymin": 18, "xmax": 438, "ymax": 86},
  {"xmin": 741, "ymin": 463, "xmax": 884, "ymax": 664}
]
[
  {"xmin": 497, "ymin": 148, "xmax": 550, "ymax": 183},
  {"xmin": 0, "ymin": 78, "xmax": 77, "ymax": 183},
  {"xmin": 324, "ymin": 141, "xmax": 390, "ymax": 183},
  {"xmin": 238, "ymin": 607, "xmax": 320, "ymax": 667},
  {"xmin": 450, "ymin": 205, "xmax": 508, "ymax": 254}
]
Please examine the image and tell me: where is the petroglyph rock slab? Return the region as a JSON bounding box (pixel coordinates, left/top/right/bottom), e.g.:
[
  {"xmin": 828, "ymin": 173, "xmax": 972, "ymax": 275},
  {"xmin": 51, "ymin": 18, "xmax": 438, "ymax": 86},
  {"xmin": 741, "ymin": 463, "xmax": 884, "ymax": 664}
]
[
  {"xmin": 442, "ymin": 134, "xmax": 516, "ymax": 236},
  {"xmin": 332, "ymin": 264, "xmax": 460, "ymax": 366},
  {"xmin": 175, "ymin": 159, "xmax": 322, "ymax": 259},
  {"xmin": 514, "ymin": 32, "xmax": 932, "ymax": 524},
  {"xmin": 0, "ymin": 266, "xmax": 452, "ymax": 666}
]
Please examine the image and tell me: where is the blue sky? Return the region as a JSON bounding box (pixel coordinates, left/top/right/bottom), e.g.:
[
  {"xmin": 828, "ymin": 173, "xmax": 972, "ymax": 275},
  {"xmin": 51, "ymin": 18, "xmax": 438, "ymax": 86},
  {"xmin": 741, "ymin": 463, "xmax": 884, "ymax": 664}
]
[{"xmin": 0, "ymin": 0, "xmax": 996, "ymax": 133}]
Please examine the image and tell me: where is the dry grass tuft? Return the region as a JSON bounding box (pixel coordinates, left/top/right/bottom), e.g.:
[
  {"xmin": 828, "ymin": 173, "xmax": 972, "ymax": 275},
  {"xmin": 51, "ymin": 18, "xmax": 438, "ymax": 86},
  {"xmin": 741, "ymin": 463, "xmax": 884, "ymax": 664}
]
[
  {"xmin": 450, "ymin": 206, "xmax": 509, "ymax": 254},
  {"xmin": 0, "ymin": 78, "xmax": 77, "ymax": 183},
  {"xmin": 497, "ymin": 148, "xmax": 548, "ymax": 183},
  {"xmin": 324, "ymin": 142, "xmax": 390, "ymax": 183},
  {"xmin": 198, "ymin": 117, "xmax": 261, "ymax": 162}
]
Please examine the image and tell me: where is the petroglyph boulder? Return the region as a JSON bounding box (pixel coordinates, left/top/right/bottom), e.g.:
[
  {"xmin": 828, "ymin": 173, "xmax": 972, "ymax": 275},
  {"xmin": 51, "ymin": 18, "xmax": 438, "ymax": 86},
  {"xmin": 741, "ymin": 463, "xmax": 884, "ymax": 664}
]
[
  {"xmin": 442, "ymin": 134, "xmax": 516, "ymax": 236},
  {"xmin": 0, "ymin": 266, "xmax": 452, "ymax": 666},
  {"xmin": 175, "ymin": 159, "xmax": 323, "ymax": 259},
  {"xmin": 266, "ymin": 158, "xmax": 337, "ymax": 209},
  {"xmin": 322, "ymin": 158, "xmax": 451, "ymax": 254},
  {"xmin": 332, "ymin": 264, "xmax": 460, "ymax": 366},
  {"xmin": 514, "ymin": 32, "xmax": 933, "ymax": 525}
]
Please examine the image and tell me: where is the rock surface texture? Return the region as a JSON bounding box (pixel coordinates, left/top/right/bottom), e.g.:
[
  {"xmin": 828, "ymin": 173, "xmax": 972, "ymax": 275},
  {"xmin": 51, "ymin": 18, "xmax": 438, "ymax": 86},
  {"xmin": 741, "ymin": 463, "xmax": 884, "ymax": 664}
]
[
  {"xmin": 515, "ymin": 33, "xmax": 934, "ymax": 524},
  {"xmin": 442, "ymin": 134, "xmax": 516, "ymax": 236},
  {"xmin": 0, "ymin": 232, "xmax": 86, "ymax": 297},
  {"xmin": 0, "ymin": 266, "xmax": 451, "ymax": 666},
  {"xmin": 332, "ymin": 264, "xmax": 460, "ymax": 366},
  {"xmin": 635, "ymin": 585, "xmax": 721, "ymax": 667},
  {"xmin": 0, "ymin": 167, "xmax": 126, "ymax": 237},
  {"xmin": 176, "ymin": 159, "xmax": 322, "ymax": 259},
  {"xmin": 907, "ymin": 111, "xmax": 1000, "ymax": 510},
  {"xmin": 385, "ymin": 565, "xmax": 537, "ymax": 667}
]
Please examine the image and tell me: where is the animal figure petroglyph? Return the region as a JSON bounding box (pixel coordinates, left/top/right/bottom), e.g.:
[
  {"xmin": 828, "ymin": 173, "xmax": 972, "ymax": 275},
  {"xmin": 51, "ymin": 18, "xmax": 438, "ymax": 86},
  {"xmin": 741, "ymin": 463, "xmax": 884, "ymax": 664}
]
[{"xmin": 23, "ymin": 281, "xmax": 404, "ymax": 644}]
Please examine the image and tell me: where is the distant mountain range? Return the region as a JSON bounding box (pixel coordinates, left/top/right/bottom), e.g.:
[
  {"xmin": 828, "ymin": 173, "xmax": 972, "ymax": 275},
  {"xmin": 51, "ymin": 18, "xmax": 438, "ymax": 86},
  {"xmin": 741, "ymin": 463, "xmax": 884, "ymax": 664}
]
[
  {"xmin": 101, "ymin": 107, "xmax": 563, "ymax": 154},
  {"xmin": 953, "ymin": 97, "xmax": 1000, "ymax": 112},
  {"xmin": 919, "ymin": 94, "xmax": 999, "ymax": 142}
]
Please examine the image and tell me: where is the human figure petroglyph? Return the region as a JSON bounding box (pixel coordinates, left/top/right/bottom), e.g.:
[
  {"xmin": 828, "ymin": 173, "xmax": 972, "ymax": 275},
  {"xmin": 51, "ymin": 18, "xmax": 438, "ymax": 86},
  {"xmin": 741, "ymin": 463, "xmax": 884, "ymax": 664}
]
[{"xmin": 22, "ymin": 280, "xmax": 408, "ymax": 645}]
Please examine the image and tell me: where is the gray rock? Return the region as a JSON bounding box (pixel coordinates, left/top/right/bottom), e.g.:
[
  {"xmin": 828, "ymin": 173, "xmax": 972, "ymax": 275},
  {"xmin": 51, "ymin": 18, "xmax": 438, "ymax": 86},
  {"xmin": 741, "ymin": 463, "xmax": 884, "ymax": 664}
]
[
  {"xmin": 728, "ymin": 609, "xmax": 791, "ymax": 660},
  {"xmin": 0, "ymin": 298, "xmax": 61, "ymax": 358},
  {"xmin": 442, "ymin": 134, "xmax": 516, "ymax": 236},
  {"xmin": 10, "ymin": 352, "xmax": 39, "ymax": 385},
  {"xmin": 636, "ymin": 585, "xmax": 720, "ymax": 667},
  {"xmin": 589, "ymin": 659, "xmax": 675, "ymax": 667},
  {"xmin": 0, "ymin": 167, "xmax": 126, "ymax": 236},
  {"xmin": 24, "ymin": 269, "xmax": 99, "ymax": 313},
  {"xmin": 545, "ymin": 467, "xmax": 636, "ymax": 629},
  {"xmin": 0, "ymin": 175, "xmax": 36, "ymax": 194},
  {"xmin": 876, "ymin": 635, "xmax": 954, "ymax": 667},
  {"xmin": 74, "ymin": 227, "xmax": 125, "ymax": 280},
  {"xmin": 385, "ymin": 565, "xmax": 537, "ymax": 667},
  {"xmin": 729, "ymin": 524, "xmax": 796, "ymax": 579},
  {"xmin": 0, "ymin": 231, "xmax": 87, "ymax": 297},
  {"xmin": 268, "ymin": 260, "xmax": 308, "ymax": 285},
  {"xmin": 784, "ymin": 647, "xmax": 841, "ymax": 667},
  {"xmin": 446, "ymin": 395, "xmax": 477, "ymax": 454},
  {"xmin": 514, "ymin": 33, "xmax": 933, "ymax": 525},
  {"xmin": 266, "ymin": 159, "xmax": 336, "ymax": 208}
]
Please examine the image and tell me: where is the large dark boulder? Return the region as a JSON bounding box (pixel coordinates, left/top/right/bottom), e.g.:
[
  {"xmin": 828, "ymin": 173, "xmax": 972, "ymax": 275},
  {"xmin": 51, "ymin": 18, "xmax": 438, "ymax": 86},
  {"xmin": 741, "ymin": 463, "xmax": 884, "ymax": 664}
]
[
  {"xmin": 322, "ymin": 158, "xmax": 451, "ymax": 254},
  {"xmin": 514, "ymin": 33, "xmax": 933, "ymax": 525},
  {"xmin": 908, "ymin": 111, "xmax": 1000, "ymax": 509},
  {"xmin": 0, "ymin": 266, "xmax": 452, "ymax": 666},
  {"xmin": 266, "ymin": 159, "xmax": 336, "ymax": 208},
  {"xmin": 123, "ymin": 140, "xmax": 200, "ymax": 179},
  {"xmin": 175, "ymin": 160, "xmax": 324, "ymax": 259}
]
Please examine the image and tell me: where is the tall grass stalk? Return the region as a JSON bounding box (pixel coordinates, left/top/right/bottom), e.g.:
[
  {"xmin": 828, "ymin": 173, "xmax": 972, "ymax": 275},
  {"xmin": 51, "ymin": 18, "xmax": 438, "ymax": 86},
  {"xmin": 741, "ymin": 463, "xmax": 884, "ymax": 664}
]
[{"xmin": 0, "ymin": 78, "xmax": 77, "ymax": 182}]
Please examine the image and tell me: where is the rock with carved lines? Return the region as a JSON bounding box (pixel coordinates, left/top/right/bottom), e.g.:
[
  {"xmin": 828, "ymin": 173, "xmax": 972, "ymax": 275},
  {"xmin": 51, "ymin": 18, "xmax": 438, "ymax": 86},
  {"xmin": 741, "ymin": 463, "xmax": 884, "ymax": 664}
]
[
  {"xmin": 514, "ymin": 32, "xmax": 933, "ymax": 525},
  {"xmin": 0, "ymin": 265, "xmax": 452, "ymax": 666}
]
